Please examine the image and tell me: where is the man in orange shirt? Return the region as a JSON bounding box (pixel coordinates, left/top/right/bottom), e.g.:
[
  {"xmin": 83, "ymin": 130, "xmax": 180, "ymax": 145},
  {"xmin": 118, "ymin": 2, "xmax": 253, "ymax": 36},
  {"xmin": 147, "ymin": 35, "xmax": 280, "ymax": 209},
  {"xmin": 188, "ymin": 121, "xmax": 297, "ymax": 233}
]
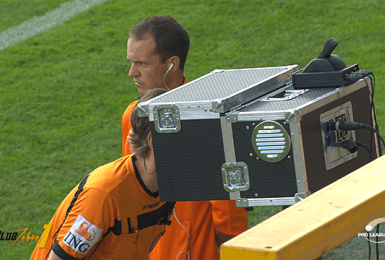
[
  {"xmin": 30, "ymin": 89, "xmax": 173, "ymax": 260},
  {"xmin": 123, "ymin": 15, "xmax": 249, "ymax": 260}
]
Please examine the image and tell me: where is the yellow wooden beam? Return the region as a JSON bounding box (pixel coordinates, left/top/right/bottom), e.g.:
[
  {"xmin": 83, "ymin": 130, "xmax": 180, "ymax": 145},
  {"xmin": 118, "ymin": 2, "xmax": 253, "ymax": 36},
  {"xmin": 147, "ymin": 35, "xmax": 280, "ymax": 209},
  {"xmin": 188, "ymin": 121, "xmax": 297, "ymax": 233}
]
[{"xmin": 221, "ymin": 155, "xmax": 385, "ymax": 260}]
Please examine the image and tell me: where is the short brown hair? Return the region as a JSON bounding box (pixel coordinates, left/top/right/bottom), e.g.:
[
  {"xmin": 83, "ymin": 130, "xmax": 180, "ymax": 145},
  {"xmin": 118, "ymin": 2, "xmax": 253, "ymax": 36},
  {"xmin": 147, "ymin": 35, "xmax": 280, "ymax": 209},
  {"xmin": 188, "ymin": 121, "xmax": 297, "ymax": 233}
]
[
  {"xmin": 129, "ymin": 15, "xmax": 190, "ymax": 71},
  {"xmin": 129, "ymin": 88, "xmax": 169, "ymax": 156}
]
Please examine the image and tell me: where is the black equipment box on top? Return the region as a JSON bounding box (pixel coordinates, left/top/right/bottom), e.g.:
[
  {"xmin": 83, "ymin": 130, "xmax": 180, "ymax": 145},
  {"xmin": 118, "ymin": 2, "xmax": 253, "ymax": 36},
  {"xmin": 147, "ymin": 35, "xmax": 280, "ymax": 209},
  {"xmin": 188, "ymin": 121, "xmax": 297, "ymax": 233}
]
[
  {"xmin": 292, "ymin": 64, "xmax": 359, "ymax": 89},
  {"xmin": 138, "ymin": 66, "xmax": 379, "ymax": 207}
]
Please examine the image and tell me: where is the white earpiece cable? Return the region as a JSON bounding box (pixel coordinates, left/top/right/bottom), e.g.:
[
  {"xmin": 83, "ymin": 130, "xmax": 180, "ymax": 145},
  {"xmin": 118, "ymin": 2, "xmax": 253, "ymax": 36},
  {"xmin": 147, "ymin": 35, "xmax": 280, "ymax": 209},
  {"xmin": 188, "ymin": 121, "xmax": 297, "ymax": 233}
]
[
  {"xmin": 163, "ymin": 63, "xmax": 174, "ymax": 90},
  {"xmin": 174, "ymin": 208, "xmax": 190, "ymax": 260}
]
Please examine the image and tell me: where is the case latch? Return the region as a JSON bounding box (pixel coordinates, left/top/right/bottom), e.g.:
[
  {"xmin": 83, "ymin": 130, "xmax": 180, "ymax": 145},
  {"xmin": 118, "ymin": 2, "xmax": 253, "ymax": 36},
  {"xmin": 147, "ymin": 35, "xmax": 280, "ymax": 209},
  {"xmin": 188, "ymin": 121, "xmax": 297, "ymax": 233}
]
[
  {"xmin": 153, "ymin": 105, "xmax": 181, "ymax": 133},
  {"xmin": 221, "ymin": 162, "xmax": 250, "ymax": 192}
]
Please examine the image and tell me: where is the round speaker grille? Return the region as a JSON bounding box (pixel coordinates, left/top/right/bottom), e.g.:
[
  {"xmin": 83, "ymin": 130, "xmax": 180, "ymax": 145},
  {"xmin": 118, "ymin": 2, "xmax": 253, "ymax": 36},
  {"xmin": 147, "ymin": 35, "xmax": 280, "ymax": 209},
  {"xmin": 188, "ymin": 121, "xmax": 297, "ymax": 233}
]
[{"xmin": 251, "ymin": 121, "xmax": 291, "ymax": 163}]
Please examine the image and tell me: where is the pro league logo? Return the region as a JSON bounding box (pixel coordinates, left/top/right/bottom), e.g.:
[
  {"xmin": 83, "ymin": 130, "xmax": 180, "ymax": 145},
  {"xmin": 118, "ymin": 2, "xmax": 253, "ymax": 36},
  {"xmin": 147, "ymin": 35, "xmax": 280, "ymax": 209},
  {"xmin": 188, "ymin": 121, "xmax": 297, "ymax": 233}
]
[{"xmin": 358, "ymin": 218, "xmax": 385, "ymax": 243}]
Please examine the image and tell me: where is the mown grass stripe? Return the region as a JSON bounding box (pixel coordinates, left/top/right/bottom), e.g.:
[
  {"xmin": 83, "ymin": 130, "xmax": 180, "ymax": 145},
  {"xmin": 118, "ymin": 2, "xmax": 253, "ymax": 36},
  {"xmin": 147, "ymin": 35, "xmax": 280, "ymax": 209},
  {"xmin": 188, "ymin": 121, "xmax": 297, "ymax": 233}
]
[{"xmin": 0, "ymin": 0, "xmax": 109, "ymax": 51}]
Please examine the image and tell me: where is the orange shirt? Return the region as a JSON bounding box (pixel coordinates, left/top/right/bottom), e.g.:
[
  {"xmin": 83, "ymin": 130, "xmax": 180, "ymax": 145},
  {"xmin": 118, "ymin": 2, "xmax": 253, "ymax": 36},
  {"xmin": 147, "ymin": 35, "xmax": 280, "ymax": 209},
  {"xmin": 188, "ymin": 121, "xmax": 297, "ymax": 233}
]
[
  {"xmin": 149, "ymin": 200, "xmax": 248, "ymax": 260},
  {"xmin": 30, "ymin": 155, "xmax": 174, "ymax": 260},
  {"xmin": 121, "ymin": 77, "xmax": 248, "ymax": 260},
  {"xmin": 122, "ymin": 100, "xmax": 138, "ymax": 156}
]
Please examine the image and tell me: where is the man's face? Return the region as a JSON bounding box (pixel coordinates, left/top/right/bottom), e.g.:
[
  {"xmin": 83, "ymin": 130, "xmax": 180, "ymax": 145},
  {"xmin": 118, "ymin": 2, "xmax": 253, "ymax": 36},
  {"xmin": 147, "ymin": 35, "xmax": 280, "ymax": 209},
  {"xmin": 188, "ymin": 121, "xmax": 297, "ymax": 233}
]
[{"xmin": 127, "ymin": 35, "xmax": 169, "ymax": 95}]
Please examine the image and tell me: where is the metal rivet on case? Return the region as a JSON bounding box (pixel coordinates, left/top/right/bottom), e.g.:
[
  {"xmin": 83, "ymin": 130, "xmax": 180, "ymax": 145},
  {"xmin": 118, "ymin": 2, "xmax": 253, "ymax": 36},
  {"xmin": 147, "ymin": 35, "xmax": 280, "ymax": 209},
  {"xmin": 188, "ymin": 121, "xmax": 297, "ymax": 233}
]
[{"xmin": 246, "ymin": 126, "xmax": 250, "ymax": 129}]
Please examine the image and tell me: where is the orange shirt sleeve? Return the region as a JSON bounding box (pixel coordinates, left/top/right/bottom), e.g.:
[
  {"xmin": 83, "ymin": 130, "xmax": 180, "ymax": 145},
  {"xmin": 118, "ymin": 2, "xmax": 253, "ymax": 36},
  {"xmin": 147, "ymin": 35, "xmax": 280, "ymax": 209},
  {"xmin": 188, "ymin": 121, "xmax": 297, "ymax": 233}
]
[
  {"xmin": 210, "ymin": 200, "xmax": 249, "ymax": 236},
  {"xmin": 122, "ymin": 100, "xmax": 138, "ymax": 156},
  {"xmin": 53, "ymin": 188, "xmax": 115, "ymax": 259}
]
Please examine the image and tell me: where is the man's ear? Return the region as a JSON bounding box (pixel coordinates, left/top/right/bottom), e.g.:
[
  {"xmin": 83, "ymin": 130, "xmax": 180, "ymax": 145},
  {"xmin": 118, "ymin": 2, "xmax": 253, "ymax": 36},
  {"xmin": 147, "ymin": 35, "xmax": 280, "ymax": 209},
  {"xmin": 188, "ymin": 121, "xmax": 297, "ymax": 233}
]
[
  {"xmin": 169, "ymin": 56, "xmax": 180, "ymax": 71},
  {"xmin": 147, "ymin": 132, "xmax": 153, "ymax": 150}
]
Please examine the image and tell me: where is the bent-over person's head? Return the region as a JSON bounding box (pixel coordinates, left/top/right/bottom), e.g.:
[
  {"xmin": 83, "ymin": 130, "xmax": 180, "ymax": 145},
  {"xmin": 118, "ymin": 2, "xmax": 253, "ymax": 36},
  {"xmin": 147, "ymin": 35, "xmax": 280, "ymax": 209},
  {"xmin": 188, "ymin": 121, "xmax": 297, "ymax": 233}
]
[{"xmin": 129, "ymin": 88, "xmax": 169, "ymax": 156}]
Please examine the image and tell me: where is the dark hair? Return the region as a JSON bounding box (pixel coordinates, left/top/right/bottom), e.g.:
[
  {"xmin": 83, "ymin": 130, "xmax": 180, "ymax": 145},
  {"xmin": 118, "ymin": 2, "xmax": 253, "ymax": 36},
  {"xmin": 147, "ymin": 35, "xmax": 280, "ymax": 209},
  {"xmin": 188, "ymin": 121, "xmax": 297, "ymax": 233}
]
[
  {"xmin": 129, "ymin": 15, "xmax": 190, "ymax": 71},
  {"xmin": 130, "ymin": 88, "xmax": 169, "ymax": 156}
]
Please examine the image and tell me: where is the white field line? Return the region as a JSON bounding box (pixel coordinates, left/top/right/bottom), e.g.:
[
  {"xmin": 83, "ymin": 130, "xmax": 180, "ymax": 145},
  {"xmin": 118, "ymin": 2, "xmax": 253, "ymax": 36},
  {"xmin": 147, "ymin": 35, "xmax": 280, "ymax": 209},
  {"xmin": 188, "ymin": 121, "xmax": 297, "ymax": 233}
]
[{"xmin": 0, "ymin": 0, "xmax": 109, "ymax": 51}]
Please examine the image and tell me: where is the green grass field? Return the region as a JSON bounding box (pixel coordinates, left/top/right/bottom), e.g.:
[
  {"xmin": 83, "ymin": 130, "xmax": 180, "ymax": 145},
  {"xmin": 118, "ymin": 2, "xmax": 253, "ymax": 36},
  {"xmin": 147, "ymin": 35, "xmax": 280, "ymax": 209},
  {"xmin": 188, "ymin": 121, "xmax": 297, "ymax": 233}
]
[{"xmin": 1, "ymin": 0, "xmax": 385, "ymax": 259}]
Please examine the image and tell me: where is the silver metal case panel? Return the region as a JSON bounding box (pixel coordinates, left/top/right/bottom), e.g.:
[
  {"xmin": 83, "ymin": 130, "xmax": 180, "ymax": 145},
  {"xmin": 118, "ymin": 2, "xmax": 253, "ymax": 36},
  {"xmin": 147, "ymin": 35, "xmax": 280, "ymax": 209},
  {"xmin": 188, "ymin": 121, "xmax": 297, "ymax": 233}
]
[{"xmin": 138, "ymin": 65, "xmax": 299, "ymax": 121}]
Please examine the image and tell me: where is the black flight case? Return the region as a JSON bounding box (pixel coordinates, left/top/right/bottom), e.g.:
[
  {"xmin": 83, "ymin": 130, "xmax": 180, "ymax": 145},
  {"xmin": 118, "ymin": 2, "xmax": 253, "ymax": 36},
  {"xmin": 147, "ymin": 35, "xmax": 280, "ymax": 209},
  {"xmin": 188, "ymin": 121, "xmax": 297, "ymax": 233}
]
[{"xmin": 138, "ymin": 65, "xmax": 379, "ymax": 207}]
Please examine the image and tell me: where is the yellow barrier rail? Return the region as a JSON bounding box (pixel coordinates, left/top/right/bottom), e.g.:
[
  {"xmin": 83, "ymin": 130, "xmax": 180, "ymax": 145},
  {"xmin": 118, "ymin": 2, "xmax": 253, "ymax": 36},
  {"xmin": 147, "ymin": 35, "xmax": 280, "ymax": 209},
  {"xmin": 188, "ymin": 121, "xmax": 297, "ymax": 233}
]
[{"xmin": 221, "ymin": 155, "xmax": 385, "ymax": 260}]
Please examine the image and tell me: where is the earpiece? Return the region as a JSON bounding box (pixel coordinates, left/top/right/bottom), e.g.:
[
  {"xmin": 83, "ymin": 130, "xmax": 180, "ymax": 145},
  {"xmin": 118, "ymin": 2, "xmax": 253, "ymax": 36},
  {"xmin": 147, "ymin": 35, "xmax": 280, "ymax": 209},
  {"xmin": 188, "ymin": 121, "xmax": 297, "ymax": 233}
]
[{"xmin": 169, "ymin": 63, "xmax": 174, "ymax": 70}]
